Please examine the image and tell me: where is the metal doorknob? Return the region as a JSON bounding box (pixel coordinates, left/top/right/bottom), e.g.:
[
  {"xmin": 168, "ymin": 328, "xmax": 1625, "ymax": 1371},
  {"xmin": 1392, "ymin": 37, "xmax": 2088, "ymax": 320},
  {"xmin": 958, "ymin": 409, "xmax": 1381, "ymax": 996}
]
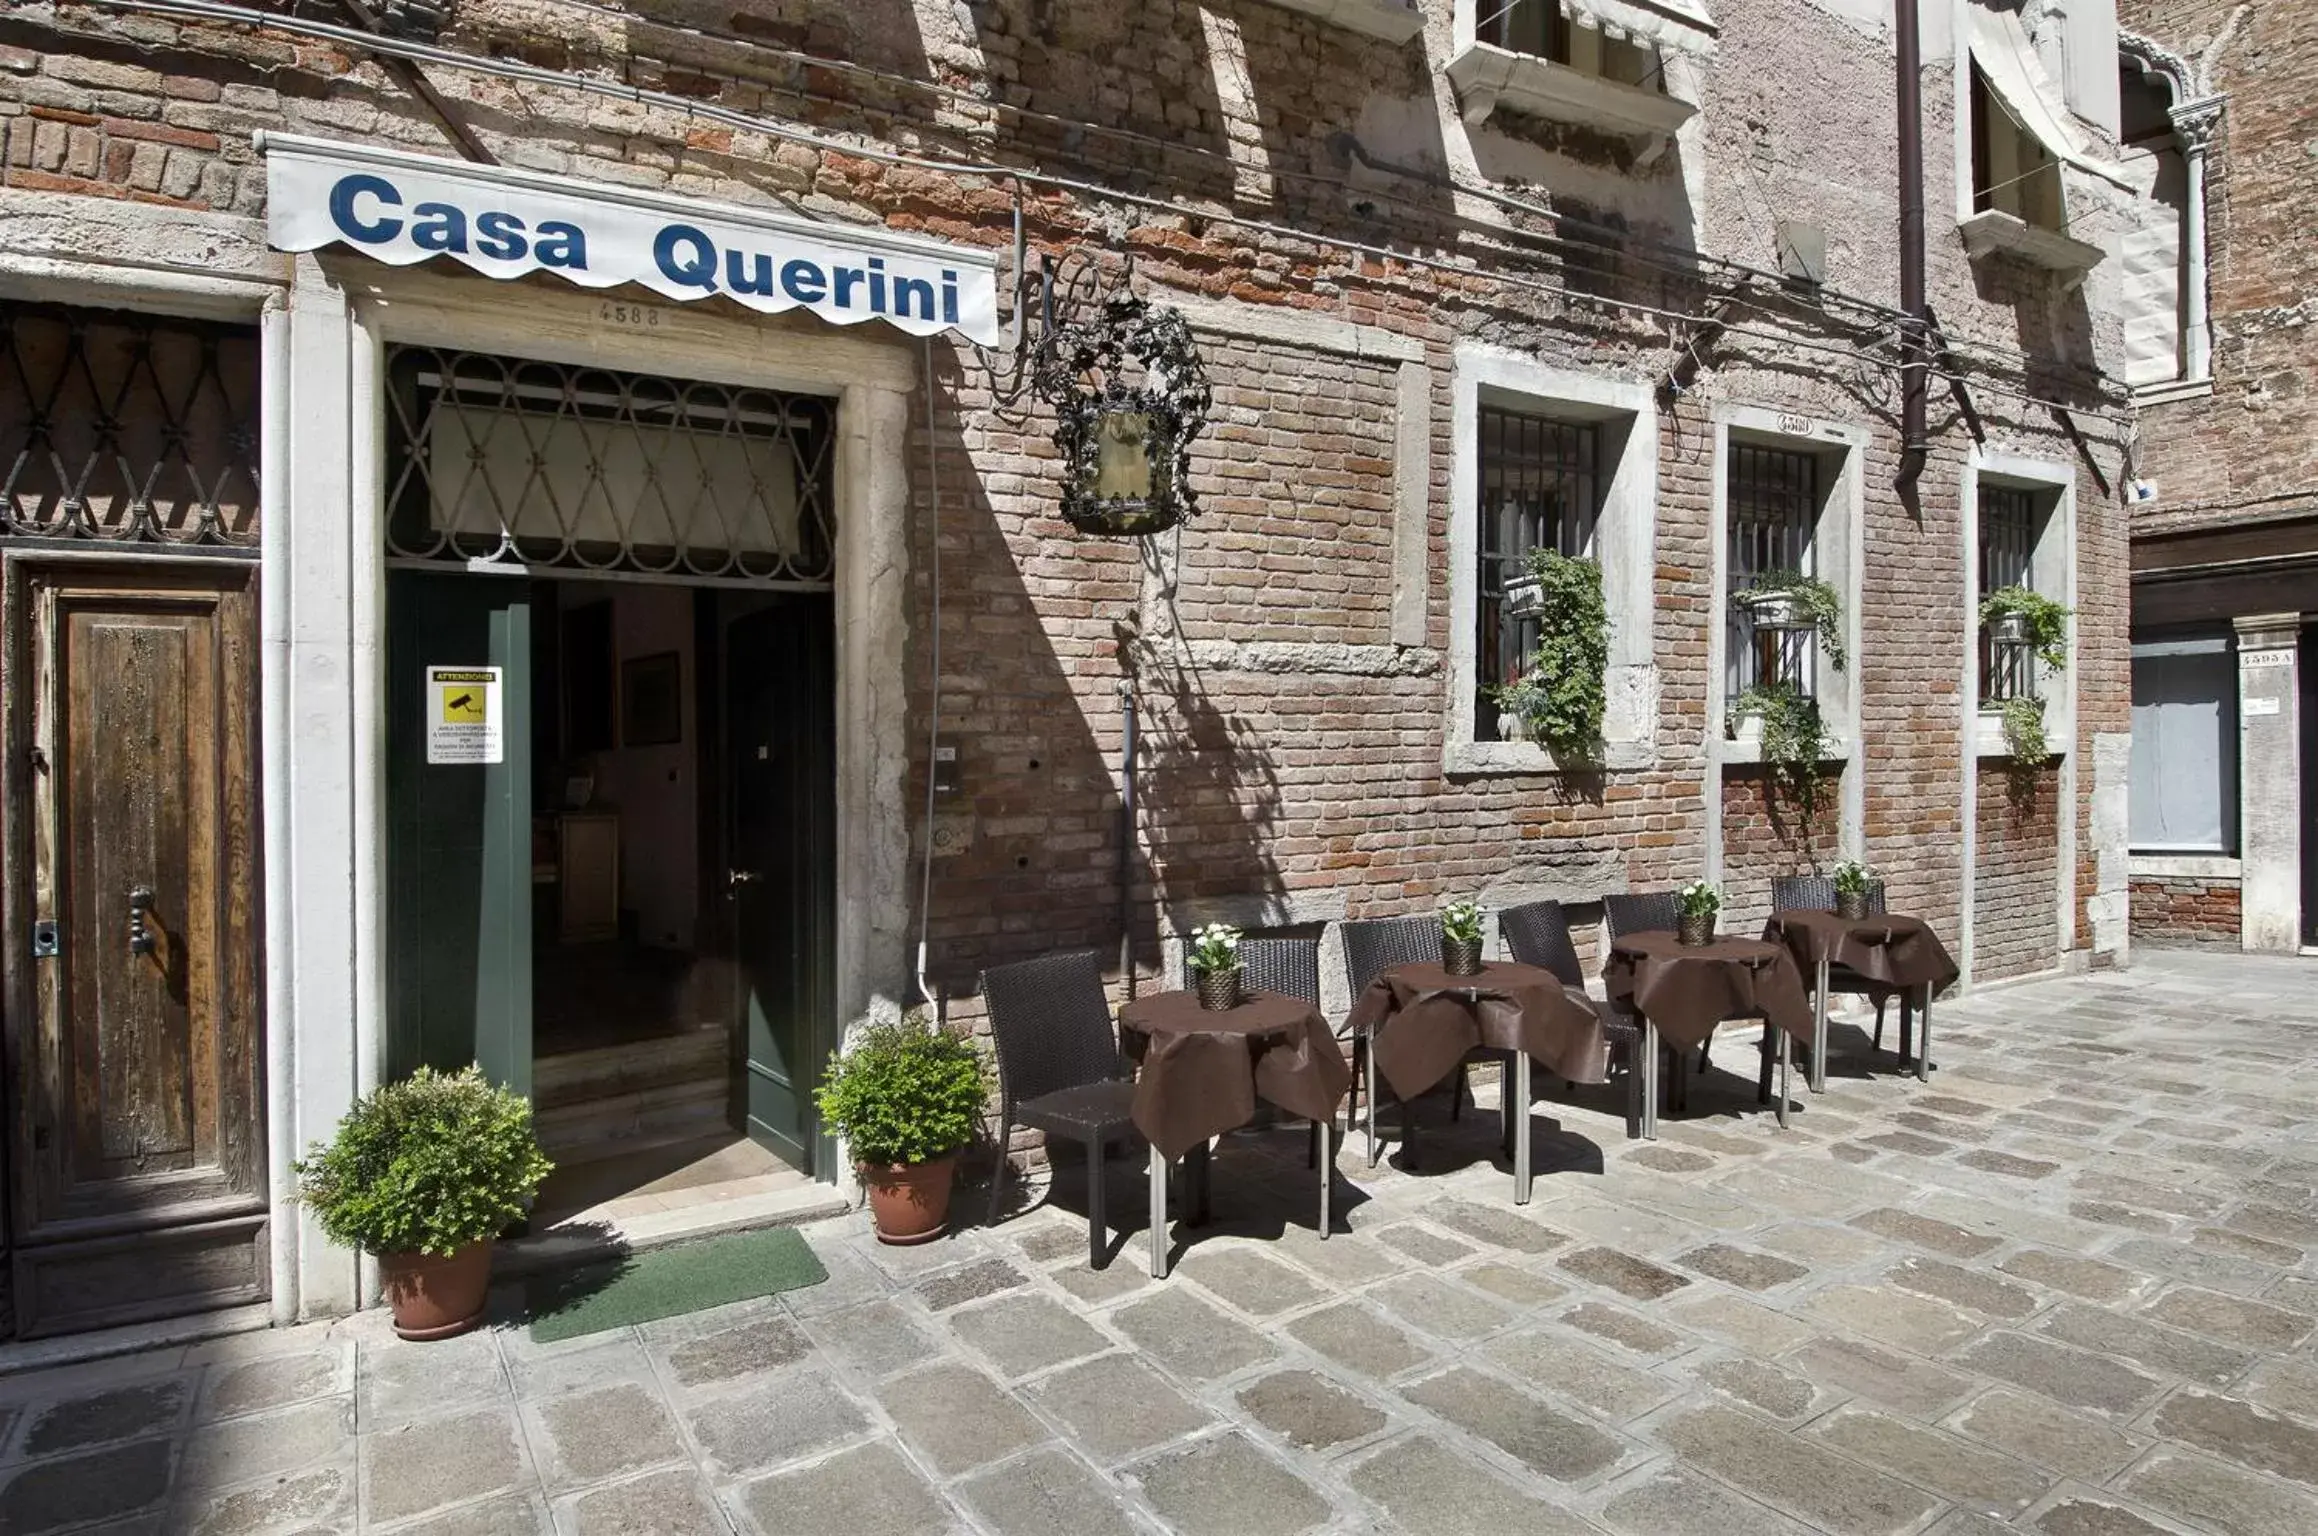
[
  {"xmin": 727, "ymin": 869, "xmax": 762, "ymax": 888},
  {"xmin": 128, "ymin": 885, "xmax": 156, "ymax": 956}
]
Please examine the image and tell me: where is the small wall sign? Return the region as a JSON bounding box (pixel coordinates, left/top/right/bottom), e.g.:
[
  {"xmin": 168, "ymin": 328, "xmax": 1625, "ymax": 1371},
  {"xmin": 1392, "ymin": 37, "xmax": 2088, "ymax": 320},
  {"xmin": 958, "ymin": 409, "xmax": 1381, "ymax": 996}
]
[
  {"xmin": 2243, "ymin": 696, "xmax": 2282, "ymax": 717},
  {"xmin": 2240, "ymin": 647, "xmax": 2294, "ymax": 669},
  {"xmin": 427, "ymin": 666, "xmax": 503, "ymax": 764}
]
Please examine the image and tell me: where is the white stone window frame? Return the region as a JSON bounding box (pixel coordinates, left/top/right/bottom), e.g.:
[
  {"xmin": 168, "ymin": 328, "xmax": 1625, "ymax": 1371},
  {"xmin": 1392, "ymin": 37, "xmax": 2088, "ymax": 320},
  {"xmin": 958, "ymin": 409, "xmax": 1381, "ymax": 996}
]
[
  {"xmin": 1445, "ymin": 345, "xmax": 1659, "ymax": 777},
  {"xmin": 1962, "ymin": 448, "xmax": 2076, "ymax": 761},
  {"xmin": 1443, "ymin": 0, "xmax": 1705, "ymax": 144},
  {"xmin": 1707, "ymin": 407, "xmax": 1865, "ymax": 771}
]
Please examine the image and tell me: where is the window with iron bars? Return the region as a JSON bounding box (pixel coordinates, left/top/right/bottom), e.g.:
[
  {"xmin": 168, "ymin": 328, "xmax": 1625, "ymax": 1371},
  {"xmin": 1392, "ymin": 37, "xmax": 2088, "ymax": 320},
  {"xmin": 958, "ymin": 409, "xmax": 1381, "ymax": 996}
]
[
  {"xmin": 1726, "ymin": 443, "xmax": 1820, "ymax": 698},
  {"xmin": 1979, "ymin": 484, "xmax": 2039, "ymax": 702},
  {"xmin": 1480, "ymin": 0, "xmax": 1664, "ymax": 89},
  {"xmin": 1475, "ymin": 406, "xmax": 1602, "ymax": 741},
  {"xmin": 383, "ymin": 346, "xmax": 836, "ymax": 586},
  {"xmin": 0, "ymin": 300, "xmax": 260, "ymax": 549}
]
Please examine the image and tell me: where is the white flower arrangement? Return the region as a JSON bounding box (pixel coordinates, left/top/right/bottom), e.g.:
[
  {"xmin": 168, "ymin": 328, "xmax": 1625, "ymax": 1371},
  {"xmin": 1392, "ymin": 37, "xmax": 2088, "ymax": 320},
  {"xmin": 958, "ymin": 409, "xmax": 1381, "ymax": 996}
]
[
  {"xmin": 1439, "ymin": 899, "xmax": 1485, "ymax": 944},
  {"xmin": 1832, "ymin": 860, "xmax": 1873, "ymax": 897},
  {"xmin": 1677, "ymin": 881, "xmax": 1721, "ymax": 920},
  {"xmin": 1186, "ymin": 923, "xmax": 1243, "ymax": 977}
]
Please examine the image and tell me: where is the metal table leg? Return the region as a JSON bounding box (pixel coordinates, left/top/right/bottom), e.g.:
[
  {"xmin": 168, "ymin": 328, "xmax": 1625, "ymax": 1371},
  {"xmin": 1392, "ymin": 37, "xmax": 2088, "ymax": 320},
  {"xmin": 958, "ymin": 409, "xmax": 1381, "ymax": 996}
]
[
  {"xmin": 1642, "ymin": 1020, "xmax": 1660, "ymax": 1140},
  {"xmin": 1811, "ymin": 950, "xmax": 1830, "ymax": 1094},
  {"xmin": 1148, "ymin": 1144, "xmax": 1168, "ymax": 1279},
  {"xmin": 1317, "ymin": 1120, "xmax": 1332, "ymax": 1239},
  {"xmin": 1513, "ymin": 1052, "xmax": 1534, "ymax": 1204},
  {"xmin": 1366, "ymin": 1030, "xmax": 1383, "ymax": 1169},
  {"xmin": 1777, "ymin": 1026, "xmax": 1792, "ymax": 1128},
  {"xmin": 1916, "ymin": 984, "xmax": 1933, "ymax": 1082}
]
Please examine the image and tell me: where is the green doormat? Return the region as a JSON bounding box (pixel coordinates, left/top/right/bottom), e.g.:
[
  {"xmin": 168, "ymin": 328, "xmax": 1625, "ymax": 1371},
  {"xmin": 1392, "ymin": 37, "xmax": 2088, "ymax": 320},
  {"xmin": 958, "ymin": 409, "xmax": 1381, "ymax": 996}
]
[{"xmin": 526, "ymin": 1227, "xmax": 827, "ymax": 1343}]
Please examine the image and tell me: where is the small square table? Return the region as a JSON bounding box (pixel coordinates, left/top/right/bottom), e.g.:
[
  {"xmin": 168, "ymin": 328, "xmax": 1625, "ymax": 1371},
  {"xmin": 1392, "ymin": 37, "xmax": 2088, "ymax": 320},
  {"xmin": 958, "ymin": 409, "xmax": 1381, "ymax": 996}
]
[
  {"xmin": 1762, "ymin": 909, "xmax": 1960, "ymax": 1090},
  {"xmin": 1601, "ymin": 933, "xmax": 1814, "ymax": 1135},
  {"xmin": 1118, "ymin": 988, "xmax": 1350, "ymax": 1278},
  {"xmin": 1341, "ymin": 959, "xmax": 1610, "ymax": 1204}
]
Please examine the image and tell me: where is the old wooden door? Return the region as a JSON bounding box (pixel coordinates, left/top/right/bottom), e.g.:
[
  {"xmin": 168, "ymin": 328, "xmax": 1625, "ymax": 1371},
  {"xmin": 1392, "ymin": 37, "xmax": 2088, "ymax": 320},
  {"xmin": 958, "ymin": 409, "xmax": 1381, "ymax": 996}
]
[
  {"xmin": 725, "ymin": 596, "xmax": 834, "ymax": 1174},
  {"xmin": 4, "ymin": 560, "xmax": 266, "ymax": 1338}
]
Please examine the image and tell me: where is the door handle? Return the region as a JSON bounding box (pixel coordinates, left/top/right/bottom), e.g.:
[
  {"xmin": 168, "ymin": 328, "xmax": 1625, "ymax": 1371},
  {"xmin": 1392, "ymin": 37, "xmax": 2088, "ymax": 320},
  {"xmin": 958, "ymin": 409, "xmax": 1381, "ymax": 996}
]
[
  {"xmin": 727, "ymin": 869, "xmax": 762, "ymax": 889},
  {"xmin": 128, "ymin": 885, "xmax": 157, "ymax": 956}
]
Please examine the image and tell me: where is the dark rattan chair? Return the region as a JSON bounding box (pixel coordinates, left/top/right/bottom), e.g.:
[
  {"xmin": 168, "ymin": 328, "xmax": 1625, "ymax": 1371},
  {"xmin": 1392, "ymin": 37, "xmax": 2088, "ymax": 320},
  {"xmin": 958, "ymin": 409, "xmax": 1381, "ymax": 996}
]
[
  {"xmin": 1770, "ymin": 874, "xmax": 1915, "ymax": 1060},
  {"xmin": 1500, "ymin": 899, "xmax": 1645, "ymax": 1139},
  {"xmin": 981, "ymin": 949, "xmax": 1138, "ymax": 1265},
  {"xmin": 1175, "ymin": 935, "xmax": 1331, "ymax": 1169},
  {"xmin": 1337, "ymin": 914, "xmax": 1477, "ymax": 1167}
]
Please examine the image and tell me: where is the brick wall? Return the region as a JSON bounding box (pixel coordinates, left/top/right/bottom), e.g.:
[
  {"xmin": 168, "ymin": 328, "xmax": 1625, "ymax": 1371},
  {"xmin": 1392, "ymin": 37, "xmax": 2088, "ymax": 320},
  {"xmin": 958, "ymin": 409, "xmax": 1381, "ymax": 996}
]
[
  {"xmin": 1720, "ymin": 767, "xmax": 1844, "ymax": 931},
  {"xmin": 2124, "ymin": 0, "xmax": 2318, "ymax": 537},
  {"xmin": 2129, "ymin": 876, "xmax": 2242, "ymax": 946},
  {"xmin": 0, "ymin": 0, "xmax": 2134, "ymax": 1009},
  {"xmin": 1974, "ymin": 766, "xmax": 2062, "ymax": 980}
]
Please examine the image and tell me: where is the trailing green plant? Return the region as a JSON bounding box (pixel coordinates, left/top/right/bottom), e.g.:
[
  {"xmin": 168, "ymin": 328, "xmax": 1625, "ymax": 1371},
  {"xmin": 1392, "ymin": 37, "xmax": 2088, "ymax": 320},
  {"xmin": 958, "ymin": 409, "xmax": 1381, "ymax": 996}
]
[
  {"xmin": 1439, "ymin": 899, "xmax": 1485, "ymax": 945},
  {"xmin": 815, "ymin": 1013, "xmax": 990, "ymax": 1169},
  {"xmin": 1998, "ymin": 695, "xmax": 2050, "ymax": 763},
  {"xmin": 1732, "ymin": 681, "xmax": 1832, "ymax": 820},
  {"xmin": 1741, "ymin": 569, "xmax": 1847, "ymax": 671},
  {"xmin": 293, "ymin": 1064, "xmax": 553, "ymax": 1258},
  {"xmin": 1978, "ymin": 585, "xmax": 2072, "ymax": 671},
  {"xmin": 1186, "ymin": 923, "xmax": 1243, "ymax": 977},
  {"xmin": 1832, "ymin": 859, "xmax": 1874, "ymax": 898},
  {"xmin": 1677, "ymin": 881, "xmax": 1721, "ymax": 921},
  {"xmin": 1490, "ymin": 550, "xmax": 1608, "ymax": 759}
]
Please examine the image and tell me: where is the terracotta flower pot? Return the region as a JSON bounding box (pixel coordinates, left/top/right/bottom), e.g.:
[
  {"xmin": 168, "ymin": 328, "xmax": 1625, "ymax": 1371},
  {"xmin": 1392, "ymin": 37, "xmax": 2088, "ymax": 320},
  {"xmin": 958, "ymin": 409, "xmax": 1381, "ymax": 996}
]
[
  {"xmin": 861, "ymin": 1150, "xmax": 961, "ymax": 1246},
  {"xmin": 378, "ymin": 1240, "xmax": 493, "ymax": 1341}
]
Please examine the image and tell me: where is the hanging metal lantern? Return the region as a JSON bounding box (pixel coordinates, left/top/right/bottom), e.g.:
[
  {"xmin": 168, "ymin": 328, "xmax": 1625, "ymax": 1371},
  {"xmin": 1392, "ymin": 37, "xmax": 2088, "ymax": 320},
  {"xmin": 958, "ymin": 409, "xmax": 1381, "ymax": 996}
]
[{"xmin": 1031, "ymin": 293, "xmax": 1211, "ymax": 537}]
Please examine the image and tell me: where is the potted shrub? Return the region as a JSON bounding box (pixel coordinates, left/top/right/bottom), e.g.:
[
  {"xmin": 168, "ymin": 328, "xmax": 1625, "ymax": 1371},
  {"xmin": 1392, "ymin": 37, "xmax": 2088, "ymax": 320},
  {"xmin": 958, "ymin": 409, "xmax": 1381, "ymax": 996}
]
[
  {"xmin": 1440, "ymin": 898, "xmax": 1486, "ymax": 976},
  {"xmin": 815, "ymin": 1014, "xmax": 989, "ymax": 1246},
  {"xmin": 294, "ymin": 1064, "xmax": 553, "ymax": 1341},
  {"xmin": 1677, "ymin": 881, "xmax": 1721, "ymax": 947},
  {"xmin": 1978, "ymin": 585, "xmax": 2071, "ymax": 670},
  {"xmin": 1737, "ymin": 570, "xmax": 1848, "ymax": 671},
  {"xmin": 1489, "ymin": 550, "xmax": 1608, "ymax": 761},
  {"xmin": 1832, "ymin": 859, "xmax": 1874, "ymax": 920},
  {"xmin": 1187, "ymin": 922, "xmax": 1244, "ymax": 1011}
]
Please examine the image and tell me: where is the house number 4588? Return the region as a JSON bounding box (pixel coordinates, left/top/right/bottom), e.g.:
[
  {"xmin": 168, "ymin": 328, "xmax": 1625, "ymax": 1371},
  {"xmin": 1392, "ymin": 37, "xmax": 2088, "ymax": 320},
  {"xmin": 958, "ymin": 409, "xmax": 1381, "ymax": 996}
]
[{"xmin": 598, "ymin": 302, "xmax": 664, "ymax": 330}]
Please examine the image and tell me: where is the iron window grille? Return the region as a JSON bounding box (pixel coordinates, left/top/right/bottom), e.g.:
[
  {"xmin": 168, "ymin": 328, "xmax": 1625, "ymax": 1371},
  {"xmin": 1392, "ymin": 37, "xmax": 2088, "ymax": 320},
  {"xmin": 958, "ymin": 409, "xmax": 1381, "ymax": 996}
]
[
  {"xmin": 1980, "ymin": 483, "xmax": 2039, "ymax": 702},
  {"xmin": 1475, "ymin": 406, "xmax": 1602, "ymax": 741},
  {"xmin": 383, "ymin": 346, "xmax": 836, "ymax": 587},
  {"xmin": 1726, "ymin": 443, "xmax": 1820, "ymax": 697},
  {"xmin": 0, "ymin": 300, "xmax": 260, "ymax": 549}
]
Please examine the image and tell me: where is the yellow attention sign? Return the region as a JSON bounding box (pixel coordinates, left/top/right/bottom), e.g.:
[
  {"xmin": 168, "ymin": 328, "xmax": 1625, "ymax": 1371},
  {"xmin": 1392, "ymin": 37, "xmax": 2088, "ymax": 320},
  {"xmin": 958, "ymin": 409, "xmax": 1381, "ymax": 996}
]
[{"xmin": 425, "ymin": 665, "xmax": 504, "ymax": 765}]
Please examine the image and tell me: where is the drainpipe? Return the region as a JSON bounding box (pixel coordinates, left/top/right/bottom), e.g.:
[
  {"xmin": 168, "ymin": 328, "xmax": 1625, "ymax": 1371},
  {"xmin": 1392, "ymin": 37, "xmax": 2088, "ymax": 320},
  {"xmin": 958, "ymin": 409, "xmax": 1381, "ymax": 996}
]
[
  {"xmin": 1897, "ymin": 0, "xmax": 1929, "ymax": 483},
  {"xmin": 1118, "ymin": 679, "xmax": 1138, "ymax": 1002}
]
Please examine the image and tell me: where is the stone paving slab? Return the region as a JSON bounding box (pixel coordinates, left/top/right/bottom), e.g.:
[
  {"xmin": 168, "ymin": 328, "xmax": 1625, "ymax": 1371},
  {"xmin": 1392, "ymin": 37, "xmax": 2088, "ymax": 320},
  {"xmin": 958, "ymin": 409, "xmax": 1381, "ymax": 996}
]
[{"xmin": 3, "ymin": 953, "xmax": 2318, "ymax": 1533}]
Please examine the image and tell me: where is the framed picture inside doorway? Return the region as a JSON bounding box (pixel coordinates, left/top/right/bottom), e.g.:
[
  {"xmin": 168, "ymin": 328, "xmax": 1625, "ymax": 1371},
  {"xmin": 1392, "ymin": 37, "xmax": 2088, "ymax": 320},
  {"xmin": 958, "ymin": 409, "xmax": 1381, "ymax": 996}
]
[{"xmin": 620, "ymin": 650, "xmax": 682, "ymax": 746}]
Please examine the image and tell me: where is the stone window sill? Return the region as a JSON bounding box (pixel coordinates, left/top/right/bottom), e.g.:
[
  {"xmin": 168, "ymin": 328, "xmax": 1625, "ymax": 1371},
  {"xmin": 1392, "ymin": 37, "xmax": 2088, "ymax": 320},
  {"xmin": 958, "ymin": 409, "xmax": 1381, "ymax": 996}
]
[
  {"xmin": 1444, "ymin": 42, "xmax": 1694, "ymax": 141},
  {"xmin": 1974, "ymin": 707, "xmax": 2070, "ymax": 761},
  {"xmin": 2129, "ymin": 853, "xmax": 2240, "ymax": 880},
  {"xmin": 2133, "ymin": 377, "xmax": 2214, "ymax": 406},
  {"xmin": 1958, "ymin": 211, "xmax": 2104, "ymax": 276},
  {"xmin": 1717, "ymin": 727, "xmax": 1855, "ymax": 768},
  {"xmin": 1246, "ymin": 0, "xmax": 1425, "ymax": 42},
  {"xmin": 1445, "ymin": 736, "xmax": 1653, "ymax": 778}
]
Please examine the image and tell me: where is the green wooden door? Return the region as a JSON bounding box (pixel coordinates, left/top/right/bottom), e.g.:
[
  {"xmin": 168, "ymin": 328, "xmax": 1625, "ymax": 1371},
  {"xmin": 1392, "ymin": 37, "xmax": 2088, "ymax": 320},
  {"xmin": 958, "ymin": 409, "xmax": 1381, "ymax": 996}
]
[
  {"xmin": 386, "ymin": 573, "xmax": 533, "ymax": 1095},
  {"xmin": 724, "ymin": 597, "xmax": 834, "ymax": 1171}
]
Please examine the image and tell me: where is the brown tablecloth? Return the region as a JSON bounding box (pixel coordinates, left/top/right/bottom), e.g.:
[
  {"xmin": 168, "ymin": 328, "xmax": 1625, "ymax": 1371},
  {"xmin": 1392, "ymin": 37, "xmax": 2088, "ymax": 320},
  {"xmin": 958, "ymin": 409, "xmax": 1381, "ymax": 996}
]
[
  {"xmin": 1342, "ymin": 960, "xmax": 1611, "ymax": 1102},
  {"xmin": 1601, "ymin": 934, "xmax": 1813, "ymax": 1051},
  {"xmin": 1763, "ymin": 910, "xmax": 1959, "ymax": 994},
  {"xmin": 1118, "ymin": 990, "xmax": 1351, "ymax": 1160}
]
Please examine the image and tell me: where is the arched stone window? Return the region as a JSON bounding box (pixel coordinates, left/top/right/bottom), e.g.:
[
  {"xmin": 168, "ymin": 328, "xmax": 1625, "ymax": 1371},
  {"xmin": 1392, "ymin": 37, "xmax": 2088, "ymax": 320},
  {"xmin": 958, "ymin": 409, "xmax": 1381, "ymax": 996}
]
[{"xmin": 2119, "ymin": 34, "xmax": 2222, "ymax": 391}]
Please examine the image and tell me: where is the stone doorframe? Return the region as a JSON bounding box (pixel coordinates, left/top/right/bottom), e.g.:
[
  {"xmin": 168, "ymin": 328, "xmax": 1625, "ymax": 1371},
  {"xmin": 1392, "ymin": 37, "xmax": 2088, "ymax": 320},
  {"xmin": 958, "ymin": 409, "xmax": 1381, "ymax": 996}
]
[{"xmin": 280, "ymin": 255, "xmax": 918, "ymax": 1318}]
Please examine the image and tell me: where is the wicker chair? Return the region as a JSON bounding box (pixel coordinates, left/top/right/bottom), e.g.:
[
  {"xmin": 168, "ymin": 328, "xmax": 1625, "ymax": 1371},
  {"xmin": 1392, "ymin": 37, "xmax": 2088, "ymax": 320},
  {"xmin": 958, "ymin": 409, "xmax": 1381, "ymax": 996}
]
[
  {"xmin": 1500, "ymin": 899, "xmax": 1646, "ymax": 1140},
  {"xmin": 1337, "ymin": 914, "xmax": 1479, "ymax": 1167},
  {"xmin": 1770, "ymin": 874, "xmax": 1915, "ymax": 1060},
  {"xmin": 1175, "ymin": 935, "xmax": 1331, "ymax": 1168},
  {"xmin": 981, "ymin": 949, "xmax": 1139, "ymax": 1265}
]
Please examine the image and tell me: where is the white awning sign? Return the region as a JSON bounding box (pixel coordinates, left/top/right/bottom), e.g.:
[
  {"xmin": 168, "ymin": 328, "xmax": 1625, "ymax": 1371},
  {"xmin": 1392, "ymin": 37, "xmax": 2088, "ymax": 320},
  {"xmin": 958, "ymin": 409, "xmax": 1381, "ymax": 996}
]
[{"xmin": 259, "ymin": 133, "xmax": 1001, "ymax": 344}]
